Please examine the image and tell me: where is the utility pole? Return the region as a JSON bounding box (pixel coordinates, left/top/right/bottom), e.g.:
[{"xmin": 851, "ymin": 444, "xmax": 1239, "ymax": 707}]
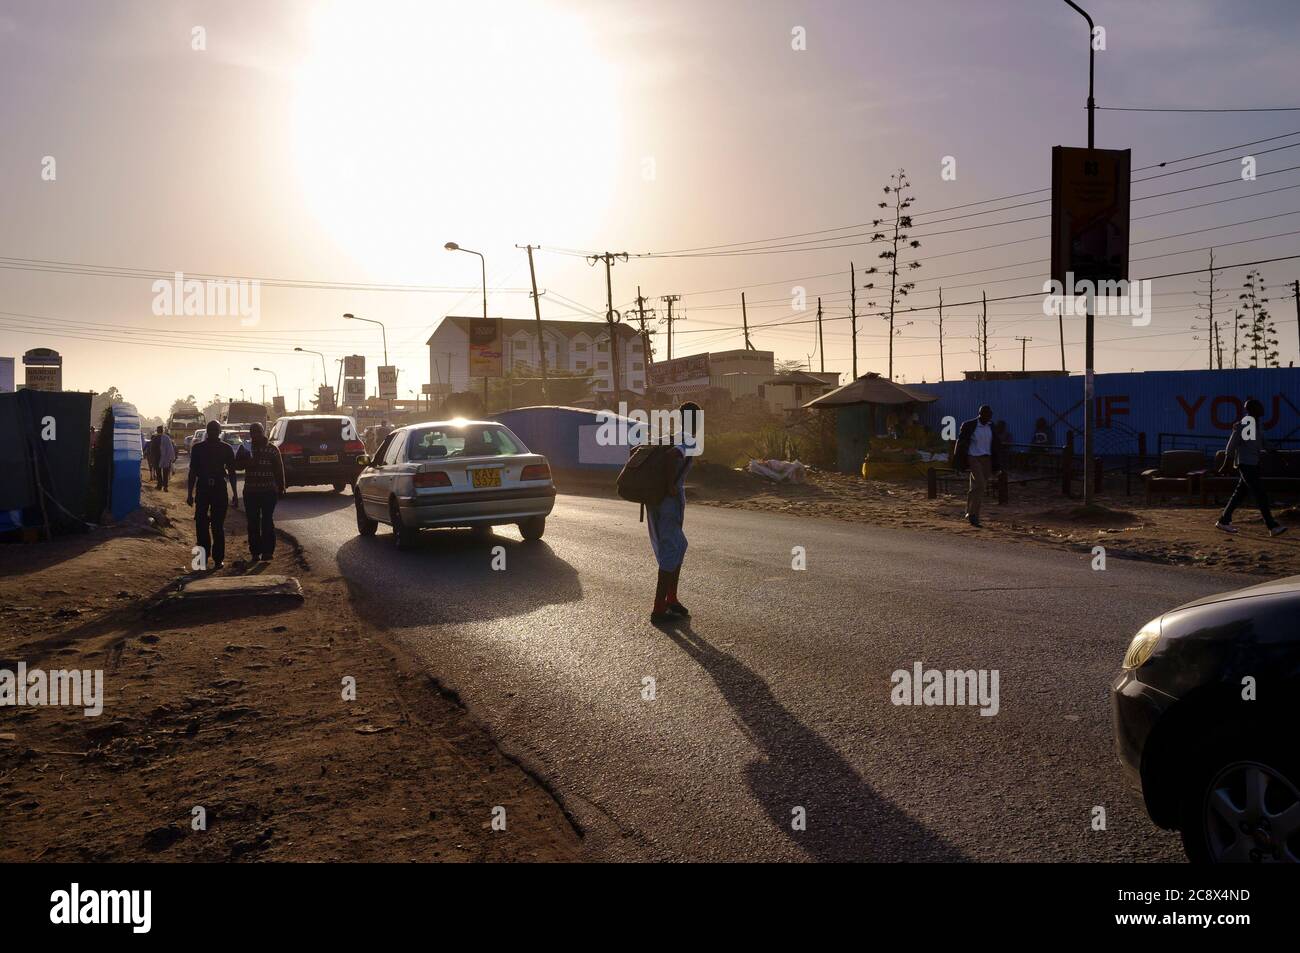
[
  {"xmin": 937, "ymin": 287, "xmax": 945, "ymax": 382},
  {"xmin": 1063, "ymin": 0, "xmax": 1098, "ymax": 505},
  {"xmin": 816, "ymin": 297, "xmax": 825, "ymax": 373},
  {"xmin": 587, "ymin": 252, "xmax": 628, "ymax": 403},
  {"xmin": 849, "ymin": 263, "xmax": 858, "ymax": 378},
  {"xmin": 1293, "ymin": 279, "xmax": 1299, "ymax": 361},
  {"xmin": 1233, "ymin": 309, "xmax": 1240, "ymax": 368},
  {"xmin": 660, "ymin": 294, "xmax": 680, "ymax": 361},
  {"xmin": 1058, "ymin": 301, "xmax": 1066, "ymax": 371},
  {"xmin": 634, "ymin": 286, "xmax": 656, "ymax": 368},
  {"xmin": 519, "ymin": 244, "xmax": 549, "ymax": 402},
  {"xmin": 741, "ymin": 292, "xmax": 753, "ymax": 350},
  {"xmin": 1016, "ymin": 336, "xmax": 1033, "ymax": 372}
]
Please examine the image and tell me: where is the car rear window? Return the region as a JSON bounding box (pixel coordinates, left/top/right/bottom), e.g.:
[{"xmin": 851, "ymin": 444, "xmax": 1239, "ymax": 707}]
[
  {"xmin": 288, "ymin": 419, "xmax": 346, "ymax": 442},
  {"xmin": 407, "ymin": 425, "xmax": 524, "ymax": 460}
]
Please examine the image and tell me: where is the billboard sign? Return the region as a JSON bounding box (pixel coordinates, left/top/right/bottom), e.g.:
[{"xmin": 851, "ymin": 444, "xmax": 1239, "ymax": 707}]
[
  {"xmin": 1050, "ymin": 146, "xmax": 1131, "ymax": 288},
  {"xmin": 648, "ymin": 353, "xmax": 711, "ymax": 394},
  {"xmin": 343, "ymin": 378, "xmax": 367, "ymax": 405},
  {"xmin": 343, "ymin": 354, "xmax": 366, "ymax": 378},
  {"xmin": 0, "ymin": 357, "xmax": 13, "ymax": 393},
  {"xmin": 317, "ymin": 385, "xmax": 335, "ymax": 413},
  {"xmin": 24, "ymin": 366, "xmax": 62, "ymax": 391},
  {"xmin": 378, "ymin": 365, "xmax": 398, "ymax": 400},
  {"xmin": 467, "ymin": 318, "xmax": 503, "ymax": 378},
  {"xmin": 271, "ymin": 395, "xmax": 286, "ymax": 418}
]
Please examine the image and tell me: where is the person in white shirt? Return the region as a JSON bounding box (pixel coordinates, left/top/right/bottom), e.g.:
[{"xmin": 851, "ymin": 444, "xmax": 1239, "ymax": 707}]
[{"xmin": 952, "ymin": 405, "xmax": 1003, "ymax": 527}]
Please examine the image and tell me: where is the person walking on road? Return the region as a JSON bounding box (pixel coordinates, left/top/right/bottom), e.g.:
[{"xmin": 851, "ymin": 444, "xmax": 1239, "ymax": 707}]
[
  {"xmin": 953, "ymin": 404, "xmax": 1003, "ymax": 528},
  {"xmin": 187, "ymin": 420, "xmax": 239, "ymax": 570},
  {"xmin": 1215, "ymin": 398, "xmax": 1287, "ymax": 537},
  {"xmin": 153, "ymin": 426, "xmax": 177, "ymax": 490},
  {"xmin": 648, "ymin": 401, "xmax": 701, "ymax": 624},
  {"xmin": 238, "ymin": 421, "xmax": 286, "ymax": 562},
  {"xmin": 145, "ymin": 428, "xmax": 159, "ymax": 484}
]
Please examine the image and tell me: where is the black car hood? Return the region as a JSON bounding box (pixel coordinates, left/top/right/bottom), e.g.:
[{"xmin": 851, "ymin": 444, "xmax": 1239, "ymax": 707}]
[{"xmin": 1167, "ymin": 574, "xmax": 1300, "ymax": 614}]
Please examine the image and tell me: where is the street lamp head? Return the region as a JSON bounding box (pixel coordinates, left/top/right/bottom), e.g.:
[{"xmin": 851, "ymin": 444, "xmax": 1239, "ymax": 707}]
[
  {"xmin": 294, "ymin": 347, "xmax": 304, "ymax": 352},
  {"xmin": 444, "ymin": 242, "xmax": 459, "ymax": 251},
  {"xmin": 343, "ymin": 313, "xmax": 355, "ymax": 320},
  {"xmin": 253, "ymin": 367, "xmax": 261, "ymax": 371}
]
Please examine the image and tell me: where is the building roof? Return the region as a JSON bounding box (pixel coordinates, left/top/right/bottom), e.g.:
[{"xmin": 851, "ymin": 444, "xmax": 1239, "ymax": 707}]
[
  {"xmin": 427, "ymin": 316, "xmax": 640, "ymax": 345},
  {"xmin": 762, "ymin": 370, "xmax": 836, "ymax": 387},
  {"xmin": 803, "ymin": 372, "xmax": 939, "ymax": 408}
]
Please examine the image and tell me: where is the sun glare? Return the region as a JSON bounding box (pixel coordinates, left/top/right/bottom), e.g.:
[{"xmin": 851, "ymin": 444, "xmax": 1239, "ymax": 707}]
[{"xmin": 291, "ymin": 0, "xmax": 622, "ymax": 279}]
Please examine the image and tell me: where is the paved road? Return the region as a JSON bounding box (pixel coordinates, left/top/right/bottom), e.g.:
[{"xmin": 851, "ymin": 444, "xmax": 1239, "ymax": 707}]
[{"xmin": 271, "ymin": 485, "xmax": 1245, "ymax": 862}]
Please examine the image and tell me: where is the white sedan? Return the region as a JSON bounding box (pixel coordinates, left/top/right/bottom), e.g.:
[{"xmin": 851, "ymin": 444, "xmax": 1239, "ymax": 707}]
[{"xmin": 354, "ymin": 419, "xmax": 556, "ymax": 549}]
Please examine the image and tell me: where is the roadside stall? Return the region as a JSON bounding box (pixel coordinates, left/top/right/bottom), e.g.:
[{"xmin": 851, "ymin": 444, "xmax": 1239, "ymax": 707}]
[{"xmin": 803, "ymin": 373, "xmax": 941, "ymax": 477}]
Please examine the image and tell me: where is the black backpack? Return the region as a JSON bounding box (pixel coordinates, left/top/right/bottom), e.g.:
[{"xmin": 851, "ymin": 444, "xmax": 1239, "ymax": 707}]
[{"xmin": 616, "ymin": 444, "xmax": 674, "ymax": 515}]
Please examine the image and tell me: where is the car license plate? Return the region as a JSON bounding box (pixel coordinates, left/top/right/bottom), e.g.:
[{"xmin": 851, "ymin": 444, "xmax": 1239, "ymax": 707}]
[
  {"xmin": 309, "ymin": 454, "xmax": 338, "ymax": 464},
  {"xmin": 471, "ymin": 468, "xmax": 502, "ymax": 488}
]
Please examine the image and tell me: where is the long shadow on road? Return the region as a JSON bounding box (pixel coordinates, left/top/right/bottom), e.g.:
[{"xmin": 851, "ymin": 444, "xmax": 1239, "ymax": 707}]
[
  {"xmin": 660, "ymin": 618, "xmax": 966, "ymax": 862},
  {"xmin": 336, "ymin": 529, "xmax": 583, "ymax": 626}
]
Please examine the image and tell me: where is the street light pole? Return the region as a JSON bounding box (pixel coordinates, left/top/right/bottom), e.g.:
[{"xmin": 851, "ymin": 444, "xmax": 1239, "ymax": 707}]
[
  {"xmin": 444, "ymin": 242, "xmax": 491, "ymax": 410},
  {"xmin": 344, "ymin": 313, "xmax": 392, "ymax": 413},
  {"xmin": 252, "ymin": 367, "xmax": 280, "ymax": 396},
  {"xmin": 1063, "ymin": 0, "xmax": 1098, "ymax": 505},
  {"xmin": 294, "ymin": 347, "xmax": 331, "ymax": 409}
]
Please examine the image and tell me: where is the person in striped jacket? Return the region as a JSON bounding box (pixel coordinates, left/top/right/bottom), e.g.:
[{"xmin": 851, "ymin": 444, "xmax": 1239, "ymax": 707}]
[{"xmin": 237, "ymin": 422, "xmax": 287, "ymax": 562}]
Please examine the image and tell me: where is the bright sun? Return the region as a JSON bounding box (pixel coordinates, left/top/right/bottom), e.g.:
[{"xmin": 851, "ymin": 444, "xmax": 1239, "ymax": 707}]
[{"xmin": 291, "ymin": 0, "xmax": 622, "ymax": 279}]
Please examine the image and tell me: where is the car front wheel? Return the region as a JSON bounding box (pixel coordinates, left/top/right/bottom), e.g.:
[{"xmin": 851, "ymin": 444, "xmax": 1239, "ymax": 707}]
[
  {"xmin": 1180, "ymin": 743, "xmax": 1300, "ymax": 863},
  {"xmin": 518, "ymin": 516, "xmax": 545, "ymax": 541}
]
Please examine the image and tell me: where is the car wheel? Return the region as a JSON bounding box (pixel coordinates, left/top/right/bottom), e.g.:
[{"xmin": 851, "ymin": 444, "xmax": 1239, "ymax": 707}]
[
  {"xmin": 518, "ymin": 516, "xmax": 545, "ymax": 541},
  {"xmin": 390, "ymin": 499, "xmax": 417, "ymax": 550},
  {"xmin": 1179, "ymin": 743, "xmax": 1300, "ymax": 863},
  {"xmin": 332, "ymin": 482, "xmax": 345, "ymax": 493},
  {"xmin": 355, "ymin": 494, "xmax": 378, "ymax": 536}
]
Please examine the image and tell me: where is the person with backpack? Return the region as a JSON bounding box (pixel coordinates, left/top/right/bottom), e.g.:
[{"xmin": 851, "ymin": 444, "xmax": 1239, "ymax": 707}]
[
  {"xmin": 616, "ymin": 401, "xmax": 701, "ymax": 623},
  {"xmin": 1215, "ymin": 398, "xmax": 1287, "ymax": 537}
]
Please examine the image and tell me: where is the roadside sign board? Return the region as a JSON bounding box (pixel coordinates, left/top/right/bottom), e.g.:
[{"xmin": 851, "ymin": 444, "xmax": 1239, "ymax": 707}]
[
  {"xmin": 421, "ymin": 383, "xmax": 437, "ymax": 394},
  {"xmin": 343, "ymin": 378, "xmax": 366, "ymax": 405},
  {"xmin": 648, "ymin": 353, "xmax": 711, "ymax": 394},
  {"xmin": 378, "ymin": 365, "xmax": 398, "ymax": 400},
  {"xmin": 272, "ymin": 395, "xmax": 286, "ymax": 418},
  {"xmin": 467, "ymin": 318, "xmax": 503, "ymax": 378},
  {"xmin": 343, "ymin": 355, "xmax": 365, "ymax": 378},
  {"xmin": 1050, "ymin": 146, "xmax": 1131, "ymax": 288},
  {"xmin": 24, "ymin": 365, "xmax": 62, "ymax": 391},
  {"xmin": 0, "ymin": 357, "xmax": 13, "ymax": 393},
  {"xmin": 317, "ymin": 385, "xmax": 335, "ymax": 413}
]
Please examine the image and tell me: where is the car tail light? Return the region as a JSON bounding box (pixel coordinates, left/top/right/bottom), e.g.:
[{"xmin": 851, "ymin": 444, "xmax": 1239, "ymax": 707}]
[
  {"xmin": 344, "ymin": 439, "xmax": 365, "ymax": 453},
  {"xmin": 414, "ymin": 471, "xmax": 452, "ymax": 488},
  {"xmin": 520, "ymin": 463, "xmax": 551, "ymax": 482},
  {"xmin": 280, "ymin": 442, "xmax": 303, "ymax": 456}
]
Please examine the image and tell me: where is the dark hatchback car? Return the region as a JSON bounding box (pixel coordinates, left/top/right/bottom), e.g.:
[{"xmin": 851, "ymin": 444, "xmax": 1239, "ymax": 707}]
[
  {"xmin": 1113, "ymin": 575, "xmax": 1300, "ymax": 863},
  {"xmin": 268, "ymin": 414, "xmax": 366, "ymax": 491}
]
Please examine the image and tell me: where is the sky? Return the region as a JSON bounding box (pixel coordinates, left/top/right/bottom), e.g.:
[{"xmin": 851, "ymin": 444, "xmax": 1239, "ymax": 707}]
[{"xmin": 2, "ymin": 0, "xmax": 1299, "ymax": 418}]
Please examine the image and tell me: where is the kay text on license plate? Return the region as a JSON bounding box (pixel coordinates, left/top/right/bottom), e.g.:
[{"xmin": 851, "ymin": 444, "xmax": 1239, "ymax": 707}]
[
  {"xmin": 309, "ymin": 454, "xmax": 338, "ymax": 464},
  {"xmin": 471, "ymin": 468, "xmax": 502, "ymax": 488}
]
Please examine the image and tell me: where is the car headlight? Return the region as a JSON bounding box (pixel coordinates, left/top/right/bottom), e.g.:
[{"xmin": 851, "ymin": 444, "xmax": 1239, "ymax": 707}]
[{"xmin": 1122, "ymin": 619, "xmax": 1162, "ymax": 670}]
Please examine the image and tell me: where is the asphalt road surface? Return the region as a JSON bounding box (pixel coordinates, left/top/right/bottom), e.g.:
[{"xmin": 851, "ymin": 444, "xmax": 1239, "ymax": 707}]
[{"xmin": 268, "ymin": 484, "xmax": 1243, "ymax": 862}]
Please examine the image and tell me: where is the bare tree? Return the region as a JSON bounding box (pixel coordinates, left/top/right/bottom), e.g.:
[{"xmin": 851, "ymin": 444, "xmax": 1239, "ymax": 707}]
[
  {"xmin": 863, "ymin": 169, "xmax": 922, "ymax": 380},
  {"xmin": 1239, "ymin": 270, "xmax": 1279, "ymax": 368}
]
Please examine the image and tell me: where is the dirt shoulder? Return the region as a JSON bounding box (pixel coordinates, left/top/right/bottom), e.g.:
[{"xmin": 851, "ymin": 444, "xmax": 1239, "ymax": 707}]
[
  {"xmin": 686, "ymin": 462, "xmax": 1300, "ymax": 578},
  {"xmin": 0, "ymin": 479, "xmax": 579, "ymax": 862}
]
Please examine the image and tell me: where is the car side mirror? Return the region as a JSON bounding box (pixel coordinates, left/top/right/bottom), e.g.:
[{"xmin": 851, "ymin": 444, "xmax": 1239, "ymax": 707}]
[{"xmin": 357, "ymin": 454, "xmax": 371, "ymax": 467}]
